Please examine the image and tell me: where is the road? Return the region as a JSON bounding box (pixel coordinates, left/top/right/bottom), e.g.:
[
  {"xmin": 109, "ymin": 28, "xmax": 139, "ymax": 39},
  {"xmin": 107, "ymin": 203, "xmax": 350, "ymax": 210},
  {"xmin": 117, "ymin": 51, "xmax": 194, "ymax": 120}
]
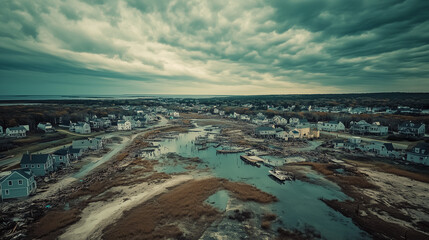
[{"xmin": 320, "ymin": 131, "xmax": 409, "ymax": 149}]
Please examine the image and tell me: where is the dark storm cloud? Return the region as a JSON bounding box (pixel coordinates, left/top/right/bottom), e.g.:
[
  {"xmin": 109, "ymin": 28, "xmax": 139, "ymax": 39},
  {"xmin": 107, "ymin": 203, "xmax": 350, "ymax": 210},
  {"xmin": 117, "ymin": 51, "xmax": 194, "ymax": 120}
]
[{"xmin": 0, "ymin": 0, "xmax": 428, "ymax": 94}]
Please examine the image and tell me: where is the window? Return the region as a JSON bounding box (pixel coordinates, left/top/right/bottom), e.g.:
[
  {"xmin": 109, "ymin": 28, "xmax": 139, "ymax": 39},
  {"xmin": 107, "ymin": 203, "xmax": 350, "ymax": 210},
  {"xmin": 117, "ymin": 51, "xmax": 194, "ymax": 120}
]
[
  {"xmin": 31, "ymin": 165, "xmax": 34, "ymax": 168},
  {"xmin": 5, "ymin": 190, "xmax": 9, "ymax": 195},
  {"xmin": 18, "ymin": 180, "xmax": 23, "ymax": 185},
  {"xmin": 8, "ymin": 180, "xmax": 12, "ymax": 186},
  {"xmin": 37, "ymin": 164, "xmax": 40, "ymax": 168}
]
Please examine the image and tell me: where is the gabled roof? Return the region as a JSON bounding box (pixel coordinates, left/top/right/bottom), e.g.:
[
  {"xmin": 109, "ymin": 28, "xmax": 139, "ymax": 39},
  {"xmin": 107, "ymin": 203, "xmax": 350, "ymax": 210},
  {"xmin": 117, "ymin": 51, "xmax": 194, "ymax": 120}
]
[
  {"xmin": 13, "ymin": 168, "xmax": 33, "ymax": 179},
  {"xmin": 68, "ymin": 146, "xmax": 83, "ymax": 153},
  {"xmin": 383, "ymin": 143, "xmax": 395, "ymax": 151},
  {"xmin": 413, "ymin": 142, "xmax": 429, "ymax": 152},
  {"xmin": 399, "ymin": 121, "xmax": 424, "ymax": 129},
  {"xmin": 118, "ymin": 120, "xmax": 126, "ymax": 124},
  {"xmin": 76, "ymin": 122, "xmax": 89, "ymax": 127},
  {"xmin": 8, "ymin": 126, "xmax": 27, "ymax": 131},
  {"xmin": 53, "ymin": 148, "xmax": 70, "ymax": 156},
  {"xmin": 20, "ymin": 154, "xmax": 51, "ymax": 164},
  {"xmin": 328, "ymin": 121, "xmax": 340, "ymax": 124},
  {"xmin": 0, "ymin": 168, "xmax": 33, "ymax": 183}
]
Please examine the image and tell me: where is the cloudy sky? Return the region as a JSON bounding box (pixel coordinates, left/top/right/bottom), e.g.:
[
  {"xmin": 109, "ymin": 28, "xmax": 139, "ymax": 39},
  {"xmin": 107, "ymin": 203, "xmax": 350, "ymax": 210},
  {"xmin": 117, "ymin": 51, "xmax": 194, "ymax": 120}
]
[{"xmin": 1, "ymin": 0, "xmax": 429, "ymax": 95}]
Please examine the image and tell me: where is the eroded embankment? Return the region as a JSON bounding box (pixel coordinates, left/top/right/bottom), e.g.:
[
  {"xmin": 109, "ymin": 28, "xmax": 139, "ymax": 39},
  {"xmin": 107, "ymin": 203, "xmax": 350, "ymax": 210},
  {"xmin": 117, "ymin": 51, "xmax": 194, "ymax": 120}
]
[{"xmin": 102, "ymin": 178, "xmax": 277, "ymax": 240}]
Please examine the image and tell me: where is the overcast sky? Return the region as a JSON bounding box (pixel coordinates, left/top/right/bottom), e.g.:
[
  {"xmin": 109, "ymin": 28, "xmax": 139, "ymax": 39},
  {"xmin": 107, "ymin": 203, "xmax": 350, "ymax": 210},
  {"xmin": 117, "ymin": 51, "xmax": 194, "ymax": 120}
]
[{"xmin": 1, "ymin": 0, "xmax": 429, "ymax": 95}]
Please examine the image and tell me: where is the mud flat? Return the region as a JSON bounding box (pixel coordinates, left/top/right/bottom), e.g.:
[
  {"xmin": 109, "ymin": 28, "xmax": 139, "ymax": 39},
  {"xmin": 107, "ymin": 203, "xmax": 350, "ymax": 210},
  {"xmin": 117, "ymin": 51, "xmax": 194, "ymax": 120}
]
[
  {"xmin": 102, "ymin": 178, "xmax": 277, "ymax": 240},
  {"xmin": 290, "ymin": 161, "xmax": 429, "ymax": 240}
]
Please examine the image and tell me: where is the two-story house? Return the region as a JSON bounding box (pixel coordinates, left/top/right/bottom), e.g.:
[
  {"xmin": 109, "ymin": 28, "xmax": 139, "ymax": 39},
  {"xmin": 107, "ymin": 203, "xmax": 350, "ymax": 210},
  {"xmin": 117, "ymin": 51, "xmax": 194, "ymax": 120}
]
[
  {"xmin": 72, "ymin": 138, "xmax": 103, "ymax": 151},
  {"xmin": 398, "ymin": 122, "xmax": 425, "ymax": 137},
  {"xmin": 317, "ymin": 121, "xmax": 345, "ymax": 132},
  {"xmin": 407, "ymin": 143, "xmax": 429, "ymax": 165},
  {"xmin": 0, "ymin": 168, "xmax": 37, "ymax": 200},
  {"xmin": 52, "ymin": 148, "xmax": 71, "ymax": 170},
  {"xmin": 20, "ymin": 154, "xmax": 54, "ymax": 176},
  {"xmin": 117, "ymin": 120, "xmax": 132, "ymax": 131},
  {"xmin": 6, "ymin": 126, "xmax": 27, "ymax": 138}
]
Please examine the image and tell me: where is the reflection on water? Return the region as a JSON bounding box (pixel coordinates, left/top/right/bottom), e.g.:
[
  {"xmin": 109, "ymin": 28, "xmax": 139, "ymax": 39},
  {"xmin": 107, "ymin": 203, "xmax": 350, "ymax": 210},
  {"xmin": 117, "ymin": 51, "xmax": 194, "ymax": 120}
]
[{"xmin": 147, "ymin": 127, "xmax": 370, "ymax": 239}]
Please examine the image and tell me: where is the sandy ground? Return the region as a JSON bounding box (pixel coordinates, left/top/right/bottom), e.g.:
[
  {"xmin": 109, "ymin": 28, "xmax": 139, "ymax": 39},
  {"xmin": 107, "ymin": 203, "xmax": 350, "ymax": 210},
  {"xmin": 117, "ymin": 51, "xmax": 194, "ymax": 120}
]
[
  {"xmin": 360, "ymin": 168, "xmax": 429, "ymax": 227},
  {"xmin": 59, "ymin": 174, "xmax": 194, "ymax": 240}
]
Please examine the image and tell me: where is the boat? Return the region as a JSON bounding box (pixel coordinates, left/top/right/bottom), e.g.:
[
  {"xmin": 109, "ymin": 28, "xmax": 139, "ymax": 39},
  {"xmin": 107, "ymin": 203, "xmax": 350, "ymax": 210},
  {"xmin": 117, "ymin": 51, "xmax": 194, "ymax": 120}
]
[
  {"xmin": 269, "ymin": 169, "xmax": 294, "ymax": 181},
  {"xmin": 198, "ymin": 146, "xmax": 209, "ymax": 151}
]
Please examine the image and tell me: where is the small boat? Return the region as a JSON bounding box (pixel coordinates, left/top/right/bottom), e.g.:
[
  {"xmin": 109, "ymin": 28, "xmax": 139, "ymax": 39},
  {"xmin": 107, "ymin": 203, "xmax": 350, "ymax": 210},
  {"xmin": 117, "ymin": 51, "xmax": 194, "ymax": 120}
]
[
  {"xmin": 269, "ymin": 169, "xmax": 294, "ymax": 181},
  {"xmin": 198, "ymin": 146, "xmax": 209, "ymax": 151}
]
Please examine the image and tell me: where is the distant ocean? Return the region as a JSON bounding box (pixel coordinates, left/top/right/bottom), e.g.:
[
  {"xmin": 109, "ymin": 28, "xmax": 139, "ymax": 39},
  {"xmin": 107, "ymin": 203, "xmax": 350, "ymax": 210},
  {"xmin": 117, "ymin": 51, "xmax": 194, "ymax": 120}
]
[{"xmin": 0, "ymin": 94, "xmax": 229, "ymax": 101}]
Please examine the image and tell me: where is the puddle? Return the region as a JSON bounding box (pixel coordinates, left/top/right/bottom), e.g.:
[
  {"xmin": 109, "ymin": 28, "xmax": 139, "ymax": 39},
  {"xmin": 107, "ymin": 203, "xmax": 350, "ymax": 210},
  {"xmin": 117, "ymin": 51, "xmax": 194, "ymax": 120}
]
[{"xmin": 205, "ymin": 190, "xmax": 230, "ymax": 212}]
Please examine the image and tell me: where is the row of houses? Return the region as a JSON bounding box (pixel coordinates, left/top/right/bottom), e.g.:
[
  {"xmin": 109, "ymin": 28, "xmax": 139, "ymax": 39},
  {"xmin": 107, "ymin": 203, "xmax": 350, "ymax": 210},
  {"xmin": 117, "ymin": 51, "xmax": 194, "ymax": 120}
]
[
  {"xmin": 0, "ymin": 137, "xmax": 103, "ymax": 200},
  {"xmin": 333, "ymin": 137, "xmax": 400, "ymax": 159},
  {"xmin": 255, "ymin": 125, "xmax": 320, "ymax": 141},
  {"xmin": 332, "ymin": 137, "xmax": 429, "ymax": 165}
]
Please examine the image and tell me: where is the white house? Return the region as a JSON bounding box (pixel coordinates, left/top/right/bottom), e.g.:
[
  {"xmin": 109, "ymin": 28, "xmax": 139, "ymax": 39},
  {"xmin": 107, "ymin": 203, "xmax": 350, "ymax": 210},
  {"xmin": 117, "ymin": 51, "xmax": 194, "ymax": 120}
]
[
  {"xmin": 276, "ymin": 130, "xmax": 288, "ymax": 140},
  {"xmin": 365, "ymin": 142, "xmax": 400, "ymax": 158},
  {"xmin": 6, "ymin": 126, "xmax": 27, "ymax": 138},
  {"xmin": 350, "ymin": 120, "xmax": 388, "ymax": 135},
  {"xmin": 213, "ymin": 108, "xmax": 219, "ymax": 114},
  {"xmin": 117, "ymin": 120, "xmax": 132, "ymax": 131},
  {"xmin": 75, "ymin": 122, "xmax": 91, "ymax": 134},
  {"xmin": 317, "ymin": 121, "xmax": 345, "ymax": 132},
  {"xmin": 289, "ymin": 118, "xmax": 300, "ymax": 126},
  {"xmin": 406, "ymin": 143, "xmax": 429, "ymax": 165},
  {"xmin": 273, "ymin": 116, "xmax": 287, "ymax": 125},
  {"xmin": 70, "ymin": 122, "xmax": 91, "ymax": 134},
  {"xmin": 72, "ymin": 138, "xmax": 103, "ymax": 151},
  {"xmin": 37, "ymin": 122, "xmax": 53, "ymax": 132},
  {"xmin": 240, "ymin": 115, "xmax": 251, "ymax": 121},
  {"xmin": 255, "ymin": 126, "xmax": 276, "ymax": 138},
  {"xmin": 398, "ymin": 122, "xmax": 425, "ymax": 137}
]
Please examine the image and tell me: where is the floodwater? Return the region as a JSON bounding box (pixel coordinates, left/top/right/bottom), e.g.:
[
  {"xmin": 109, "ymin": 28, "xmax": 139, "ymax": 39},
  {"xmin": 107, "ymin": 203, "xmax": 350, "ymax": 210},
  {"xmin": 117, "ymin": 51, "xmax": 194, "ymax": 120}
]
[{"xmin": 146, "ymin": 127, "xmax": 370, "ymax": 239}]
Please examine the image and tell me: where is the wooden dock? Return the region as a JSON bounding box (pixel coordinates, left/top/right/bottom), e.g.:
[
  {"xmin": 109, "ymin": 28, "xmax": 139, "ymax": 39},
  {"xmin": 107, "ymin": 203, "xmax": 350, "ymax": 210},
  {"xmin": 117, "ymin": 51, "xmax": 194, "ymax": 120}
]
[
  {"xmin": 217, "ymin": 149, "xmax": 246, "ymax": 154},
  {"xmin": 240, "ymin": 155, "xmax": 264, "ymax": 167}
]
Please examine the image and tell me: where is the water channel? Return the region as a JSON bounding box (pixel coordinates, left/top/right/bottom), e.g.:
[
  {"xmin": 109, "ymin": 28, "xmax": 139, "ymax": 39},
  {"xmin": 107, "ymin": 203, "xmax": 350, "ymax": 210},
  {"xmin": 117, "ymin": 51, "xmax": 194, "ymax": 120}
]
[{"xmin": 144, "ymin": 127, "xmax": 370, "ymax": 239}]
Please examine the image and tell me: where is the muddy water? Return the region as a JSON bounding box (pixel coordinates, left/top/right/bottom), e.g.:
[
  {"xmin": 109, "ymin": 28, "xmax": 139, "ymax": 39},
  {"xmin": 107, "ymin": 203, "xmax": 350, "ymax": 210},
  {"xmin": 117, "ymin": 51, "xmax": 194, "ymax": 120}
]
[{"xmin": 147, "ymin": 128, "xmax": 370, "ymax": 239}]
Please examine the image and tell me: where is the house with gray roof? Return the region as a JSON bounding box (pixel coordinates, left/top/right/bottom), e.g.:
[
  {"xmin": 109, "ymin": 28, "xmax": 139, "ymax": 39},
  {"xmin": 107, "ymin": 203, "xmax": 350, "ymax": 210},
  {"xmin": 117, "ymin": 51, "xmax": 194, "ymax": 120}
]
[
  {"xmin": 365, "ymin": 142, "xmax": 400, "ymax": 159},
  {"xmin": 255, "ymin": 126, "xmax": 276, "ymax": 138},
  {"xmin": 37, "ymin": 122, "xmax": 54, "ymax": 132},
  {"xmin": 20, "ymin": 154, "xmax": 54, "ymax": 176},
  {"xmin": 70, "ymin": 122, "xmax": 91, "ymax": 134},
  {"xmin": 52, "ymin": 148, "xmax": 71, "ymax": 170},
  {"xmin": 407, "ymin": 143, "xmax": 429, "ymax": 165},
  {"xmin": 350, "ymin": 120, "xmax": 388, "ymax": 135},
  {"xmin": 68, "ymin": 146, "xmax": 84, "ymax": 159},
  {"xmin": 317, "ymin": 121, "xmax": 345, "ymax": 132},
  {"xmin": 72, "ymin": 138, "xmax": 103, "ymax": 151},
  {"xmin": 6, "ymin": 126, "xmax": 27, "ymax": 138},
  {"xmin": 0, "ymin": 168, "xmax": 37, "ymax": 200},
  {"xmin": 398, "ymin": 122, "xmax": 425, "ymax": 137}
]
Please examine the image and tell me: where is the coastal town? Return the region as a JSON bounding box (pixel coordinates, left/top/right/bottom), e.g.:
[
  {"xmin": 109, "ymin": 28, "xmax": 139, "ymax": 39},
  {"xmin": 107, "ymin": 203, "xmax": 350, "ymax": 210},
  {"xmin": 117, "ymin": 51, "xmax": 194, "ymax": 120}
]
[{"xmin": 0, "ymin": 94, "xmax": 428, "ymax": 239}]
